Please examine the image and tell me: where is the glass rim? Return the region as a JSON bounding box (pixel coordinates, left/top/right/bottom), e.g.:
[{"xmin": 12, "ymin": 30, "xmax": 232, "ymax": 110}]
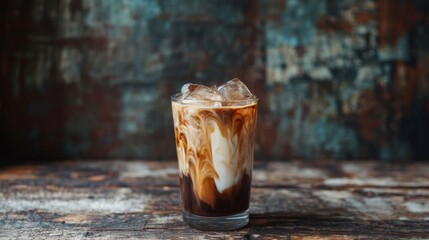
[{"xmin": 171, "ymin": 93, "xmax": 258, "ymax": 106}]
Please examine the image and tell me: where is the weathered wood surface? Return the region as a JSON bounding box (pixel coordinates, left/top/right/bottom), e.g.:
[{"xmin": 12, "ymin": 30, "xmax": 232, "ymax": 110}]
[{"xmin": 0, "ymin": 160, "xmax": 429, "ymax": 239}]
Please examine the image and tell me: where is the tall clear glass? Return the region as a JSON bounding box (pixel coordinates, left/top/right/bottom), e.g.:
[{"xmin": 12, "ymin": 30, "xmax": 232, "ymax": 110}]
[{"xmin": 171, "ymin": 95, "xmax": 258, "ymax": 231}]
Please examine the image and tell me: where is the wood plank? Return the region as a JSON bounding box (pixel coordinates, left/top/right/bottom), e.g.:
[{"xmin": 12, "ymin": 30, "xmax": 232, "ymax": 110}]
[{"xmin": 1, "ymin": 160, "xmax": 429, "ymax": 239}]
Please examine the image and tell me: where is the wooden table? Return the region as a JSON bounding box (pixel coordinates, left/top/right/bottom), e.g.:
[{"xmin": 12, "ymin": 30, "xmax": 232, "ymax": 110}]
[{"xmin": 1, "ymin": 160, "xmax": 428, "ymax": 239}]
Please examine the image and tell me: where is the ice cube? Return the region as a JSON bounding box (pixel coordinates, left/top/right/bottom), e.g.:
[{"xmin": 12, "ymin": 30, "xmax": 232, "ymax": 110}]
[
  {"xmin": 181, "ymin": 83, "xmax": 203, "ymax": 94},
  {"xmin": 217, "ymin": 78, "xmax": 254, "ymax": 100},
  {"xmin": 183, "ymin": 85, "xmax": 225, "ymax": 103},
  {"xmin": 178, "ymin": 83, "xmax": 205, "ymax": 100}
]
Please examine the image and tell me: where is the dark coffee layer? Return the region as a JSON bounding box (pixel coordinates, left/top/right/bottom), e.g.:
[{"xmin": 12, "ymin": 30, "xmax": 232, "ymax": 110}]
[{"xmin": 180, "ymin": 173, "xmax": 251, "ymax": 217}]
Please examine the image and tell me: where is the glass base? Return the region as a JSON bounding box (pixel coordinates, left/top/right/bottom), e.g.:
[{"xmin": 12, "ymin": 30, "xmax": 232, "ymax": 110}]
[{"xmin": 182, "ymin": 209, "xmax": 249, "ymax": 231}]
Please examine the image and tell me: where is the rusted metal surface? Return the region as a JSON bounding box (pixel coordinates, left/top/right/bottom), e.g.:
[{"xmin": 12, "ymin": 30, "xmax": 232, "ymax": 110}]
[
  {"xmin": 1, "ymin": 160, "xmax": 429, "ymax": 239},
  {"xmin": 1, "ymin": 0, "xmax": 429, "ymax": 162}
]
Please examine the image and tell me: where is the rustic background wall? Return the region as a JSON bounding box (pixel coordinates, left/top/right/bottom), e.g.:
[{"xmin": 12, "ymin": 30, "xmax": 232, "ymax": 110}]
[{"xmin": 1, "ymin": 0, "xmax": 429, "ymax": 163}]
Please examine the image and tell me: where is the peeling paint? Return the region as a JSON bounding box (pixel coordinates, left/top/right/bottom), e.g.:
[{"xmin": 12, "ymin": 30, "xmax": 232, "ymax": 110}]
[
  {"xmin": 119, "ymin": 162, "xmax": 177, "ymax": 178},
  {"xmin": 405, "ymin": 201, "xmax": 429, "ymax": 213},
  {"xmin": 0, "ymin": 188, "xmax": 146, "ymax": 214},
  {"xmin": 324, "ymin": 178, "xmax": 429, "ymax": 187}
]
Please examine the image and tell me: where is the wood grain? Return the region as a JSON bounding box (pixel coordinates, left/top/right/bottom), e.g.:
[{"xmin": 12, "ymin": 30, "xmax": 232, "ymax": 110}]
[{"xmin": 1, "ymin": 160, "xmax": 429, "ymax": 239}]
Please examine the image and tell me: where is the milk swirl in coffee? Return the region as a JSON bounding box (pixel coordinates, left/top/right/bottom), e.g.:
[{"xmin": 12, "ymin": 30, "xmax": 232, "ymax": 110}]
[{"xmin": 172, "ymin": 79, "xmax": 257, "ymax": 217}]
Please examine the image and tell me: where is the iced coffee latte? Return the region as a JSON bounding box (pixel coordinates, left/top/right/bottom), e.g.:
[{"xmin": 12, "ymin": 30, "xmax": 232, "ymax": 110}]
[{"xmin": 171, "ymin": 79, "xmax": 258, "ymax": 230}]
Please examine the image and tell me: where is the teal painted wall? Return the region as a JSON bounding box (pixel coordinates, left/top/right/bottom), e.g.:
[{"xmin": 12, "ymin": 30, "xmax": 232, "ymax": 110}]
[{"xmin": 1, "ymin": 0, "xmax": 429, "ymax": 162}]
